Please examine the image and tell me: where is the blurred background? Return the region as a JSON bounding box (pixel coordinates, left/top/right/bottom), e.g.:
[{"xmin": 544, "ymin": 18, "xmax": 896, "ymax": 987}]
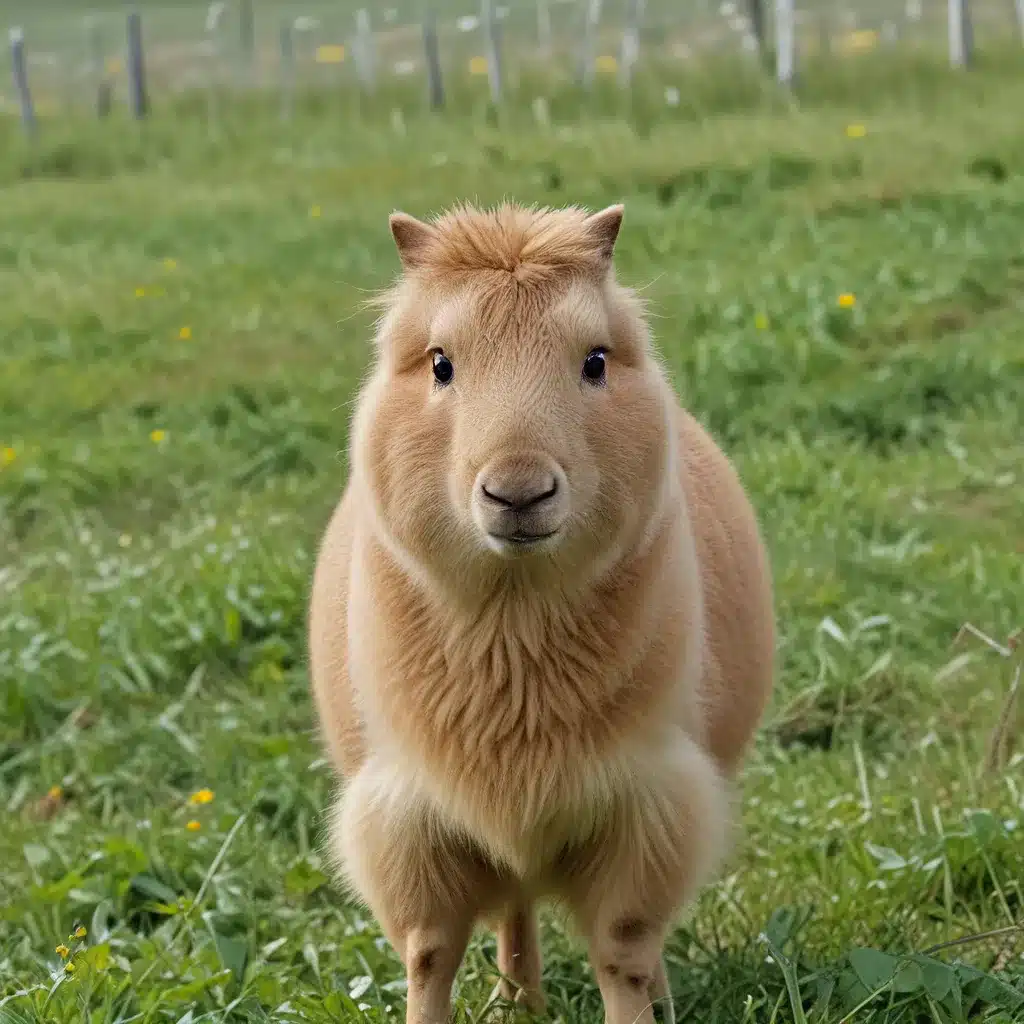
[
  {"xmin": 2, "ymin": 2, "xmax": 1023, "ymax": 1022},
  {"xmin": 1, "ymin": 0, "xmax": 1021, "ymax": 125}
]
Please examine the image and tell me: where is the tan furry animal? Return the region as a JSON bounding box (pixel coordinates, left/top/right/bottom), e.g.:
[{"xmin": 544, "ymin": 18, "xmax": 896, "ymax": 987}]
[{"xmin": 308, "ymin": 201, "xmax": 774, "ymax": 1024}]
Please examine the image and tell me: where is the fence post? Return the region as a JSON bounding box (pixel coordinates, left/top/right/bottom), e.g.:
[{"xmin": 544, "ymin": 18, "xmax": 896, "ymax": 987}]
[
  {"xmin": 747, "ymin": 0, "xmax": 766, "ymax": 57},
  {"xmin": 578, "ymin": 0, "xmax": 602, "ymax": 89},
  {"xmin": 948, "ymin": 0, "xmax": 973, "ymax": 67},
  {"xmin": 9, "ymin": 27, "xmax": 36, "ymax": 137},
  {"xmin": 353, "ymin": 8, "xmax": 376, "ymax": 94},
  {"xmin": 205, "ymin": 2, "xmax": 226, "ymax": 129},
  {"xmin": 126, "ymin": 11, "xmax": 148, "ymax": 118},
  {"xmin": 84, "ymin": 15, "xmax": 112, "ymax": 118},
  {"xmin": 480, "ymin": 0, "xmax": 503, "ymax": 104},
  {"xmin": 279, "ymin": 19, "xmax": 294, "ymax": 121},
  {"xmin": 618, "ymin": 0, "xmax": 644, "ymax": 88},
  {"xmin": 239, "ymin": 0, "xmax": 254, "ymax": 68},
  {"xmin": 423, "ymin": 10, "xmax": 445, "ymax": 110},
  {"xmin": 774, "ymin": 0, "xmax": 795, "ymax": 85},
  {"xmin": 537, "ymin": 0, "xmax": 552, "ymax": 56}
]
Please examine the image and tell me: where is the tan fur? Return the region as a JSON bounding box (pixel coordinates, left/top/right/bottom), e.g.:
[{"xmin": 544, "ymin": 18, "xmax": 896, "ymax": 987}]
[{"xmin": 308, "ymin": 202, "xmax": 775, "ymax": 1024}]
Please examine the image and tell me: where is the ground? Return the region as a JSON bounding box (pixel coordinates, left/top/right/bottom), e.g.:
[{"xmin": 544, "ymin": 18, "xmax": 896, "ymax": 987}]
[{"xmin": 1, "ymin": 45, "xmax": 1023, "ymax": 1024}]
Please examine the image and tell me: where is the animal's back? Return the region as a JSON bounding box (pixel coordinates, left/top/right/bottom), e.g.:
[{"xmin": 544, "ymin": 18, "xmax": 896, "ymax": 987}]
[{"xmin": 676, "ymin": 407, "xmax": 775, "ymax": 775}]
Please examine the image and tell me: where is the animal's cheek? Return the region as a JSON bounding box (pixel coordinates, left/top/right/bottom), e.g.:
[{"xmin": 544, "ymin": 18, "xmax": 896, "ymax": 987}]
[
  {"xmin": 366, "ymin": 389, "xmax": 453, "ymax": 521},
  {"xmin": 586, "ymin": 382, "xmax": 669, "ymax": 491}
]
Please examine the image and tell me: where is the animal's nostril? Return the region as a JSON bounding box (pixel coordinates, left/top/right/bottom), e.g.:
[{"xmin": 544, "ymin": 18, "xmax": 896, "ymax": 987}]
[{"xmin": 481, "ymin": 476, "xmax": 558, "ymax": 512}]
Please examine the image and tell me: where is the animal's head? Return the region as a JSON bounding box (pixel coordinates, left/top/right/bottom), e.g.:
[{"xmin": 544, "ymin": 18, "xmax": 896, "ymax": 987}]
[{"xmin": 351, "ymin": 202, "xmax": 675, "ymax": 593}]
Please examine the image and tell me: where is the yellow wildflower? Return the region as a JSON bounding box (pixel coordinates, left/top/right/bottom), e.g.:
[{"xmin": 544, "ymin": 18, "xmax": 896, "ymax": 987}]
[
  {"xmin": 315, "ymin": 44, "xmax": 345, "ymax": 64},
  {"xmin": 468, "ymin": 55, "xmax": 488, "ymax": 76},
  {"xmin": 150, "ymin": 429, "xmax": 166, "ymax": 444},
  {"xmin": 1, "ymin": 446, "xmax": 15, "ymax": 466},
  {"xmin": 838, "ymin": 292, "xmax": 856, "ymax": 309},
  {"xmin": 845, "ymin": 123, "xmax": 867, "ymax": 139},
  {"xmin": 135, "ymin": 287, "xmax": 146, "ymax": 298},
  {"xmin": 74, "ymin": 926, "xmax": 87, "ymax": 939},
  {"xmin": 186, "ymin": 819, "xmax": 202, "ymax": 832},
  {"xmin": 188, "ymin": 788, "xmax": 214, "ymax": 805},
  {"xmin": 56, "ymin": 944, "xmax": 70, "ymax": 958},
  {"xmin": 163, "ymin": 258, "xmax": 177, "ymax": 271},
  {"xmin": 595, "ymin": 54, "xmax": 618, "ymax": 73},
  {"xmin": 178, "ymin": 326, "xmax": 192, "ymax": 341},
  {"xmin": 754, "ymin": 313, "xmax": 769, "ymax": 330},
  {"xmin": 47, "ymin": 785, "xmax": 63, "ymax": 800},
  {"xmin": 309, "ymin": 204, "xmax": 322, "ymax": 219},
  {"xmin": 64, "ymin": 962, "xmax": 76, "ymax": 973}
]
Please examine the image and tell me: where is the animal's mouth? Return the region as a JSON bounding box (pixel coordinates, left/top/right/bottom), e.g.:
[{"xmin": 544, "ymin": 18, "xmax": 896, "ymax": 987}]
[{"xmin": 485, "ymin": 529, "xmax": 561, "ymax": 553}]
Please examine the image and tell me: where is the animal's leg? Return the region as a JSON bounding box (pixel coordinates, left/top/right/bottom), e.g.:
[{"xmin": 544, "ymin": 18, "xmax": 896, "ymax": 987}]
[
  {"xmin": 650, "ymin": 956, "xmax": 674, "ymax": 1024},
  {"xmin": 330, "ymin": 760, "xmax": 506, "ymax": 1024},
  {"xmin": 405, "ymin": 921, "xmax": 474, "ymax": 1024},
  {"xmin": 496, "ymin": 902, "xmax": 546, "ymax": 1013},
  {"xmin": 566, "ymin": 734, "xmax": 729, "ymax": 1024}
]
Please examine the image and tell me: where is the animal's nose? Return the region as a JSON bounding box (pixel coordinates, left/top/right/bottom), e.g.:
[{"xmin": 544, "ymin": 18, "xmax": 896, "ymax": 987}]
[{"xmin": 478, "ymin": 464, "xmax": 559, "ymax": 513}]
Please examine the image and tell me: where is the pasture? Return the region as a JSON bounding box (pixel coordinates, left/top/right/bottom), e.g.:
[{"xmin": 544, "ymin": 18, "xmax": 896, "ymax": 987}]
[{"xmin": 1, "ymin": 27, "xmax": 1024, "ymax": 1024}]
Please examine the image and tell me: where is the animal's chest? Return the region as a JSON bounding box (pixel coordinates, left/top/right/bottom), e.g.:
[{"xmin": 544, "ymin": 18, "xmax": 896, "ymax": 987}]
[
  {"xmin": 346, "ymin": 542, "xmax": 686, "ymax": 871},
  {"xmin": 382, "ymin": 630, "xmax": 620, "ymax": 779},
  {"xmin": 353, "ymin": 603, "xmax": 634, "ymax": 838}
]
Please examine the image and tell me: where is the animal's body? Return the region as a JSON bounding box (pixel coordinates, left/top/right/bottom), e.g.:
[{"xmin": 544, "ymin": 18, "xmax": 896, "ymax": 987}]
[{"xmin": 308, "ymin": 202, "xmax": 774, "ymax": 1024}]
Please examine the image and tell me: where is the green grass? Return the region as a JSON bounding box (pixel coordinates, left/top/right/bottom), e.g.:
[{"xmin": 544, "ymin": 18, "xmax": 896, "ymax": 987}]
[{"xmin": 2, "ymin": 52, "xmax": 1024, "ymax": 1024}]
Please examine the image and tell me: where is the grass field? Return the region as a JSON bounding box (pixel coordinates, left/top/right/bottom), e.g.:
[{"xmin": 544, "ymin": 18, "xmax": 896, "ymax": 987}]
[{"xmin": 2, "ymin": 47, "xmax": 1024, "ymax": 1024}]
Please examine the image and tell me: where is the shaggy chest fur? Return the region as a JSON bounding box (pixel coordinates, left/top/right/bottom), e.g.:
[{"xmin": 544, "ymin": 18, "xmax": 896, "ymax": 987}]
[{"xmin": 348, "ymin": 536, "xmax": 695, "ymax": 864}]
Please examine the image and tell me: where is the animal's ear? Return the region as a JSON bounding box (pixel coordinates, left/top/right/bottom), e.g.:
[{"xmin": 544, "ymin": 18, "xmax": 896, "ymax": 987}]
[
  {"xmin": 389, "ymin": 211, "xmax": 436, "ymax": 270},
  {"xmin": 584, "ymin": 203, "xmax": 624, "ymax": 262}
]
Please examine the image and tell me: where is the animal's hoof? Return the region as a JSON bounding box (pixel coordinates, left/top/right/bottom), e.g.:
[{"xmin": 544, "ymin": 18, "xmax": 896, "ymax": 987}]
[{"xmin": 513, "ymin": 987, "xmax": 547, "ymax": 1015}]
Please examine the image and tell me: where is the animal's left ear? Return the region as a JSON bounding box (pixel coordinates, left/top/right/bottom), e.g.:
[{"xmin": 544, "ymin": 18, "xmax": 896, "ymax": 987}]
[{"xmin": 584, "ymin": 204, "xmax": 624, "ymax": 262}]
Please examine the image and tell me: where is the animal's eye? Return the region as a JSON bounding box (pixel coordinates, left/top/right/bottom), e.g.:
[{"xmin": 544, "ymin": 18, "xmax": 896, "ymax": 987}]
[
  {"xmin": 432, "ymin": 350, "xmax": 454, "ymax": 386},
  {"xmin": 582, "ymin": 348, "xmax": 606, "ymax": 385}
]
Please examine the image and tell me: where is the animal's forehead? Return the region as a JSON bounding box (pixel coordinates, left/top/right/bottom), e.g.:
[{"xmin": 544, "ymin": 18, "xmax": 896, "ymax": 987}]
[{"xmin": 426, "ymin": 279, "xmax": 608, "ymax": 345}]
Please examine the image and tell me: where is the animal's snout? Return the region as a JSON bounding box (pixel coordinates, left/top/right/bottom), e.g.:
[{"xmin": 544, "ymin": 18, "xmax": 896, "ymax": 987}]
[
  {"xmin": 480, "ymin": 470, "xmax": 558, "ymax": 513},
  {"xmin": 473, "ymin": 453, "xmax": 570, "ymax": 555}
]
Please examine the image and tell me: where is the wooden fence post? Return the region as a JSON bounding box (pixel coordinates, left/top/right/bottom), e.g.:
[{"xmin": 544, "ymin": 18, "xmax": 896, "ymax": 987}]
[
  {"xmin": 84, "ymin": 15, "xmax": 112, "ymax": 118},
  {"xmin": 578, "ymin": 0, "xmax": 602, "ymax": 89},
  {"xmin": 537, "ymin": 0, "xmax": 552, "ymax": 56},
  {"xmin": 480, "ymin": 0, "xmax": 503, "ymax": 104},
  {"xmin": 205, "ymin": 2, "xmax": 226, "ymax": 129},
  {"xmin": 618, "ymin": 0, "xmax": 644, "ymax": 88},
  {"xmin": 747, "ymin": 0, "xmax": 766, "ymax": 57},
  {"xmin": 774, "ymin": 0, "xmax": 795, "ymax": 85},
  {"xmin": 423, "ymin": 9, "xmax": 445, "ymax": 110},
  {"xmin": 948, "ymin": 0, "xmax": 973, "ymax": 67},
  {"xmin": 279, "ymin": 19, "xmax": 294, "ymax": 121},
  {"xmin": 9, "ymin": 27, "xmax": 36, "ymax": 136},
  {"xmin": 126, "ymin": 11, "xmax": 148, "ymax": 118},
  {"xmin": 353, "ymin": 8, "xmax": 376, "ymax": 94},
  {"xmin": 239, "ymin": 0, "xmax": 254, "ymax": 67}
]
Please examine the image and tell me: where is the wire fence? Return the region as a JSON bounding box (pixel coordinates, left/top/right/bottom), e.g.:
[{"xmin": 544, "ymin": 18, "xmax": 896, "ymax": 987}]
[{"xmin": 4, "ymin": 0, "xmax": 1023, "ymax": 130}]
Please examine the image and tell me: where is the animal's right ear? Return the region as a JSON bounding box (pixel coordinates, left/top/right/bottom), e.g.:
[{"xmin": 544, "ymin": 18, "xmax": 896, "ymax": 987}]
[{"xmin": 389, "ymin": 211, "xmax": 436, "ymax": 270}]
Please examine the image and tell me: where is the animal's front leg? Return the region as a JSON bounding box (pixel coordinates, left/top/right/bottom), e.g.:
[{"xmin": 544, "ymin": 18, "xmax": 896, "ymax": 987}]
[
  {"xmin": 330, "ymin": 761, "xmax": 505, "ymax": 1024},
  {"xmin": 566, "ymin": 736, "xmax": 729, "ymax": 1024}
]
